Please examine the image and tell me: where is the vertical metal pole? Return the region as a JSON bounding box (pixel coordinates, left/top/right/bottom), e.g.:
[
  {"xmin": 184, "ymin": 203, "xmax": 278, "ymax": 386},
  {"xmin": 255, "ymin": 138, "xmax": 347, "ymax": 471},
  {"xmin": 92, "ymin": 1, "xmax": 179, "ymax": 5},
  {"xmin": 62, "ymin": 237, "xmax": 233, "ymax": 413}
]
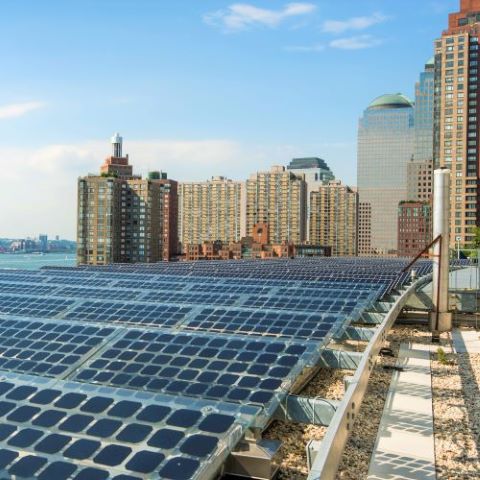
[{"xmin": 431, "ymin": 168, "xmax": 452, "ymax": 332}]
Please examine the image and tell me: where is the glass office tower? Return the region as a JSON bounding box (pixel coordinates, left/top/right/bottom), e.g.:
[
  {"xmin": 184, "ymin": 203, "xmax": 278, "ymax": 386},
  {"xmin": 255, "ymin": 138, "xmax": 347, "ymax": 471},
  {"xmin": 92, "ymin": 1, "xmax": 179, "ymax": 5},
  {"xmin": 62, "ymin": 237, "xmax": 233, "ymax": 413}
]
[
  {"xmin": 407, "ymin": 60, "xmax": 435, "ymax": 202},
  {"xmin": 357, "ymin": 94, "xmax": 415, "ymax": 254},
  {"xmin": 415, "ymin": 58, "xmax": 435, "ymax": 162}
]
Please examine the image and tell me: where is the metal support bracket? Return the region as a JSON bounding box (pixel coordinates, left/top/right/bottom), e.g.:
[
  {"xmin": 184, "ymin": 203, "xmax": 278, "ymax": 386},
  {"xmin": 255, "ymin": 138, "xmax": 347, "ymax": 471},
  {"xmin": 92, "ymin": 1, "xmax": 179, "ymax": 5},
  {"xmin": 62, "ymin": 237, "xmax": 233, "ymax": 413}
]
[
  {"xmin": 318, "ymin": 349, "xmax": 364, "ymax": 370},
  {"xmin": 358, "ymin": 312, "xmax": 384, "ymax": 325},
  {"xmin": 273, "ymin": 395, "xmax": 339, "ymax": 427},
  {"xmin": 339, "ymin": 326, "xmax": 376, "ymax": 342}
]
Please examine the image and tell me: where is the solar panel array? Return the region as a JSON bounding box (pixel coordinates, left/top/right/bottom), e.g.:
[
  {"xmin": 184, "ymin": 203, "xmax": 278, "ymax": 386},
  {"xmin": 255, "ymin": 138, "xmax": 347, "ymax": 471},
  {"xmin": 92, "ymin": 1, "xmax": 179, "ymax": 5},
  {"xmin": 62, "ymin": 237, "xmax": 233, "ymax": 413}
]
[{"xmin": 0, "ymin": 257, "xmax": 462, "ymax": 479}]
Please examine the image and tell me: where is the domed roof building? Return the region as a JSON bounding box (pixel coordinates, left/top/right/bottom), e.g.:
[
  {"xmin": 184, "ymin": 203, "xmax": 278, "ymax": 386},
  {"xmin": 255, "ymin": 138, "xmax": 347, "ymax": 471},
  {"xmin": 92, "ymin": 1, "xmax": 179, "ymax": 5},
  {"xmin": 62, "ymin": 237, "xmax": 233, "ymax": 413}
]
[
  {"xmin": 368, "ymin": 93, "xmax": 414, "ymax": 110},
  {"xmin": 357, "ymin": 93, "xmax": 415, "ymax": 255}
]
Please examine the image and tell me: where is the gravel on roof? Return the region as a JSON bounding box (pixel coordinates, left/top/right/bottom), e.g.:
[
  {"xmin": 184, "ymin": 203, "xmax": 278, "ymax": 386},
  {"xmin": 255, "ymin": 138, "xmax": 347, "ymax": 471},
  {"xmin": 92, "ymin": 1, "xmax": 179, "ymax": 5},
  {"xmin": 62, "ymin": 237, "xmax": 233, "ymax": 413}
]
[{"xmin": 432, "ymin": 329, "xmax": 480, "ymax": 479}]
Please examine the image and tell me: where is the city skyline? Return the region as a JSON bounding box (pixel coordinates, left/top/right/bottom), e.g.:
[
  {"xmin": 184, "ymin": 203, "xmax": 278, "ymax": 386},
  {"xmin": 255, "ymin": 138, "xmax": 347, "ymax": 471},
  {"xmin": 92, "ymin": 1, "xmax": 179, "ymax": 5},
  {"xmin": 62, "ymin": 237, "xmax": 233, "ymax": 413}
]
[{"xmin": 0, "ymin": 0, "xmax": 459, "ymax": 238}]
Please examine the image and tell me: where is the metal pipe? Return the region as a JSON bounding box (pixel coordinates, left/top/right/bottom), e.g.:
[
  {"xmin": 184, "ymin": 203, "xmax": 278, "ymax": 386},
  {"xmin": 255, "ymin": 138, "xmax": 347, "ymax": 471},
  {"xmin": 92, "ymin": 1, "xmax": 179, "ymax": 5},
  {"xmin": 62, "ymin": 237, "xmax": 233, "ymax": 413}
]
[{"xmin": 430, "ymin": 168, "xmax": 452, "ymax": 332}]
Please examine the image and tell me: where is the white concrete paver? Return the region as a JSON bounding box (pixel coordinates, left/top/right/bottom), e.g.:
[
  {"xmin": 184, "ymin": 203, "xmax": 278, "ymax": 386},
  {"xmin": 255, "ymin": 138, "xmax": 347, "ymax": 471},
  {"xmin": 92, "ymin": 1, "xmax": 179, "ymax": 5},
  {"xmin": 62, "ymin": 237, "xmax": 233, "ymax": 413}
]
[
  {"xmin": 452, "ymin": 329, "xmax": 480, "ymax": 354},
  {"xmin": 367, "ymin": 343, "xmax": 436, "ymax": 480}
]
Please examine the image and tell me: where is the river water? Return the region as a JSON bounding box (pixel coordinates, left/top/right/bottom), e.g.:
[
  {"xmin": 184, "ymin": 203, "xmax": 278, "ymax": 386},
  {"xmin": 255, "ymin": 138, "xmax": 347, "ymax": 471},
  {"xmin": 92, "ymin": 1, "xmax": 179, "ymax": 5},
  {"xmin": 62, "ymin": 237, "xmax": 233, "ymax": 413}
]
[{"xmin": 0, "ymin": 253, "xmax": 76, "ymax": 270}]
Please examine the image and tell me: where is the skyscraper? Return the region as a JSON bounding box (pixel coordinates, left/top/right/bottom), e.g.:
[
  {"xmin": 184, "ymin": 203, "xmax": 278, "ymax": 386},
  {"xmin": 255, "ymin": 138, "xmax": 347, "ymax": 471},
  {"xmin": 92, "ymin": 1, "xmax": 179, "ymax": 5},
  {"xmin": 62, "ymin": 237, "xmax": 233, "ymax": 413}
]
[
  {"xmin": 286, "ymin": 157, "xmax": 335, "ymax": 241},
  {"xmin": 357, "ymin": 94, "xmax": 415, "ymax": 254},
  {"xmin": 399, "ymin": 59, "xmax": 435, "ymax": 257},
  {"xmin": 434, "ymin": 0, "xmax": 480, "ymax": 247},
  {"xmin": 309, "ymin": 181, "xmax": 358, "ymax": 256},
  {"xmin": 77, "ymin": 135, "xmax": 178, "ymax": 265},
  {"xmin": 415, "ymin": 58, "xmax": 435, "ymax": 163},
  {"xmin": 407, "ymin": 58, "xmax": 435, "ymax": 202},
  {"xmin": 178, "ymin": 177, "xmax": 245, "ymax": 251},
  {"xmin": 246, "ymin": 166, "xmax": 306, "ymax": 244}
]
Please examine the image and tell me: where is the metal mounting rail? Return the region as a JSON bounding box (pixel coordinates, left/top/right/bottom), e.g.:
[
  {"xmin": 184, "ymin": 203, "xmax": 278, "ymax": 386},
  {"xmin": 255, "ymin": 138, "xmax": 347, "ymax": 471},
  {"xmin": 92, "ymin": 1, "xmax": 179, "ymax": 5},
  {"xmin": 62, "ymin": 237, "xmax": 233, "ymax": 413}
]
[{"xmin": 306, "ymin": 273, "xmax": 433, "ymax": 480}]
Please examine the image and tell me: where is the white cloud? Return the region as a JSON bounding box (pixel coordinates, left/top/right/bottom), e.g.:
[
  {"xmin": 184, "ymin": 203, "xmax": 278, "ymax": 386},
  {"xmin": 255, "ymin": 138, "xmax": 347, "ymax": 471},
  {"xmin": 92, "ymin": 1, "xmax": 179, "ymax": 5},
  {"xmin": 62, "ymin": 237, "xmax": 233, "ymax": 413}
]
[
  {"xmin": 322, "ymin": 12, "xmax": 389, "ymax": 34},
  {"xmin": 0, "ymin": 139, "xmax": 257, "ymax": 239},
  {"xmin": 284, "ymin": 44, "xmax": 325, "ymax": 53},
  {"xmin": 204, "ymin": 2, "xmax": 316, "ymax": 32},
  {"xmin": 0, "ymin": 101, "xmax": 46, "ymax": 120},
  {"xmin": 329, "ymin": 34, "xmax": 382, "ymax": 50}
]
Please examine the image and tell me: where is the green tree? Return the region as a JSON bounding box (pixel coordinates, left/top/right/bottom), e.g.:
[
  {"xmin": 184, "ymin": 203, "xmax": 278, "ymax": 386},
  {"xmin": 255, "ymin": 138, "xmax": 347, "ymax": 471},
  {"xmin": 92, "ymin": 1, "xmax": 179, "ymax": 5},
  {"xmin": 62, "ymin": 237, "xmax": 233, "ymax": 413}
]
[{"xmin": 473, "ymin": 227, "xmax": 480, "ymax": 249}]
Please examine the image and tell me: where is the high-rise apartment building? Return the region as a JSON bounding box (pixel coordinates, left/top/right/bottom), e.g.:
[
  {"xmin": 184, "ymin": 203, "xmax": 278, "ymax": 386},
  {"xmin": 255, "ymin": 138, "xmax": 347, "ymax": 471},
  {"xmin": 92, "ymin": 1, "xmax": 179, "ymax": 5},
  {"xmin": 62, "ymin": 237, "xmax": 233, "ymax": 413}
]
[
  {"xmin": 246, "ymin": 166, "xmax": 306, "ymax": 244},
  {"xmin": 407, "ymin": 159, "xmax": 434, "ymax": 202},
  {"xmin": 77, "ymin": 135, "xmax": 178, "ymax": 265},
  {"xmin": 287, "ymin": 157, "xmax": 335, "ymax": 241},
  {"xmin": 178, "ymin": 177, "xmax": 245, "ymax": 251},
  {"xmin": 358, "ymin": 203, "xmax": 372, "ymax": 256},
  {"xmin": 309, "ymin": 181, "xmax": 358, "ymax": 256},
  {"xmin": 434, "ymin": 0, "xmax": 480, "ymax": 247},
  {"xmin": 357, "ymin": 94, "xmax": 415, "ymax": 254}
]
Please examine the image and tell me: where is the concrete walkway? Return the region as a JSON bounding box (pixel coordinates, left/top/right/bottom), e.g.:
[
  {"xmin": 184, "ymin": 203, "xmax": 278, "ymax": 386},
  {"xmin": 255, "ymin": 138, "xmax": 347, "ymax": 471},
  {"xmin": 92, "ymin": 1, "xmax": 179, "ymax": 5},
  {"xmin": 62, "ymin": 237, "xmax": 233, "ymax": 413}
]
[
  {"xmin": 367, "ymin": 343, "xmax": 436, "ymax": 480},
  {"xmin": 452, "ymin": 329, "xmax": 480, "ymax": 354}
]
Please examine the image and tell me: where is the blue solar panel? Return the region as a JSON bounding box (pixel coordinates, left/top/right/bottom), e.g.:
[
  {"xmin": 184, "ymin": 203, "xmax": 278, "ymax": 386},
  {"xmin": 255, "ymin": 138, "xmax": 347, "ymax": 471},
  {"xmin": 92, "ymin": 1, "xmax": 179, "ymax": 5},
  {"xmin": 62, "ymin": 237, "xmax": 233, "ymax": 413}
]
[
  {"xmin": 56, "ymin": 286, "xmax": 141, "ymax": 301},
  {"xmin": 73, "ymin": 329, "xmax": 316, "ymax": 407},
  {"xmin": 63, "ymin": 301, "xmax": 192, "ymax": 328},
  {"xmin": 143, "ymin": 291, "xmax": 241, "ymax": 306},
  {"xmin": 0, "ymin": 319, "xmax": 116, "ymax": 378},
  {"xmin": 182, "ymin": 306, "xmax": 341, "ymax": 341},
  {"xmin": 0, "ymin": 283, "xmax": 57, "ymax": 296},
  {"xmin": 0, "ymin": 373, "xmax": 258, "ymax": 480},
  {"xmin": 0, "ymin": 295, "xmax": 74, "ymax": 319}
]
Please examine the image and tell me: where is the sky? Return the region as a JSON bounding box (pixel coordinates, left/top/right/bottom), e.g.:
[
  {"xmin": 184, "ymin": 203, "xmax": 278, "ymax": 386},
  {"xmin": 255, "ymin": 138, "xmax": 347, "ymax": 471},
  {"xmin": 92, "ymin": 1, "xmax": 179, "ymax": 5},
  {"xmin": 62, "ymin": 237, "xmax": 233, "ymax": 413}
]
[{"xmin": 0, "ymin": 0, "xmax": 459, "ymax": 240}]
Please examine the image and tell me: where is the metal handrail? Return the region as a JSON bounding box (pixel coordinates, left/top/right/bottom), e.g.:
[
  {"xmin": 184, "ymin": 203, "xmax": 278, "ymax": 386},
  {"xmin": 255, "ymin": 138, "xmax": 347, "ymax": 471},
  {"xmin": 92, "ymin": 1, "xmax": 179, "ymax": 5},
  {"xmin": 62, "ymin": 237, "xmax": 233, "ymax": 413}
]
[{"xmin": 307, "ymin": 274, "xmax": 432, "ymax": 480}]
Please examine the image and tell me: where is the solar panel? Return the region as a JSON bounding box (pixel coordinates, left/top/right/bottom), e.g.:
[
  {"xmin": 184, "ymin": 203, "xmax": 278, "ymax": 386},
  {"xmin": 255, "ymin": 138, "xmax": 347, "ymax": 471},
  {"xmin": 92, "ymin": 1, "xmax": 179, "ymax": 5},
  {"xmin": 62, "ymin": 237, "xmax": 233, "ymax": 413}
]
[
  {"xmin": 0, "ymin": 282, "xmax": 58, "ymax": 296},
  {"xmin": 63, "ymin": 301, "xmax": 192, "ymax": 328},
  {"xmin": 182, "ymin": 306, "xmax": 341, "ymax": 341},
  {"xmin": 0, "ymin": 373, "xmax": 258, "ymax": 480},
  {"xmin": 0, "ymin": 319, "xmax": 116, "ymax": 378},
  {"xmin": 73, "ymin": 329, "xmax": 316, "ymax": 408},
  {"xmin": 55, "ymin": 287, "xmax": 141, "ymax": 301},
  {"xmin": 143, "ymin": 291, "xmax": 241, "ymax": 307},
  {"xmin": 0, "ymin": 295, "xmax": 74, "ymax": 319}
]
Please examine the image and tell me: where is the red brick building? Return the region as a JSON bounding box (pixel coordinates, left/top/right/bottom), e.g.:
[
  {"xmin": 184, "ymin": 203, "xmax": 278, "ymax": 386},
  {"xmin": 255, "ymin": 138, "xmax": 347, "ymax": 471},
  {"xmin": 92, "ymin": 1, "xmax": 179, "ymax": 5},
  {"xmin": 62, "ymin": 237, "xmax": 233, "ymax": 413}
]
[
  {"xmin": 184, "ymin": 223, "xmax": 330, "ymax": 261},
  {"xmin": 397, "ymin": 202, "xmax": 432, "ymax": 257}
]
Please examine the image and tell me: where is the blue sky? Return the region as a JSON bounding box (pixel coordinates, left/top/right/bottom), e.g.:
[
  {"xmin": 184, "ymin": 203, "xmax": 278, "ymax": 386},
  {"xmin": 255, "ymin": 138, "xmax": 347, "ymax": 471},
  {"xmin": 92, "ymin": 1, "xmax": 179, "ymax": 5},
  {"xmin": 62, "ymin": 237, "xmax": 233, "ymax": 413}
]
[{"xmin": 0, "ymin": 0, "xmax": 459, "ymax": 239}]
